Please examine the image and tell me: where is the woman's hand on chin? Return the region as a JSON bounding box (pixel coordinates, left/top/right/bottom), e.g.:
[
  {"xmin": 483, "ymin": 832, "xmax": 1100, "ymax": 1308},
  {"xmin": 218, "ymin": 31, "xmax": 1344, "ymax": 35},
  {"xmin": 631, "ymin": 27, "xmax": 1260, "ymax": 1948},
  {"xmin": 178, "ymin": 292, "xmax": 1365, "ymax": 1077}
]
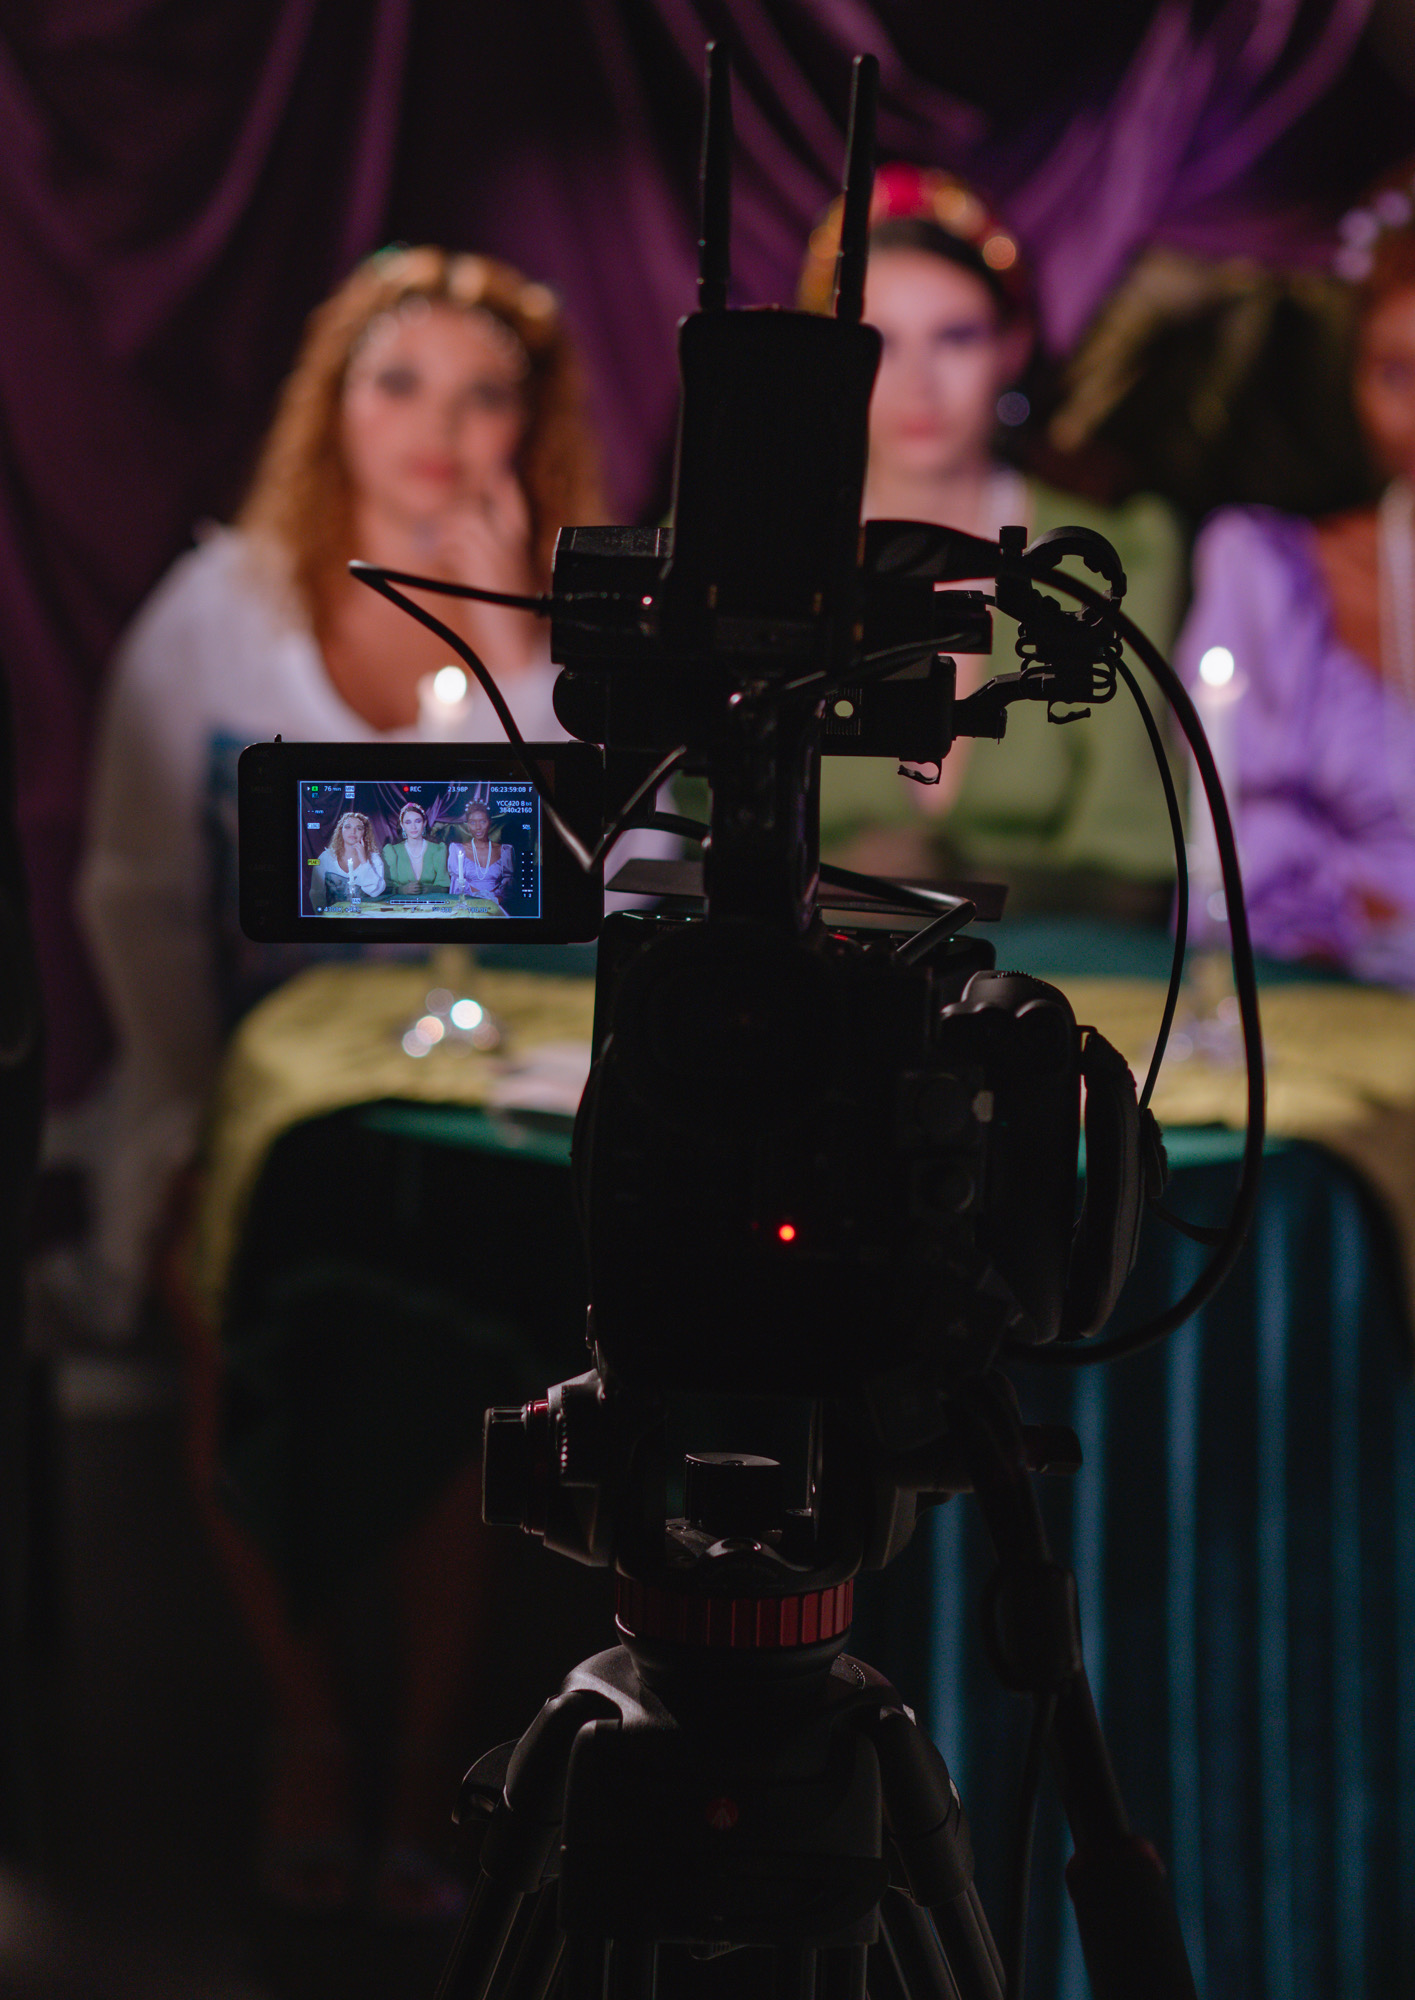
[
  {"xmin": 432, "ymin": 469, "xmax": 533, "ymax": 598},
  {"xmin": 425, "ymin": 470, "xmax": 542, "ymax": 672}
]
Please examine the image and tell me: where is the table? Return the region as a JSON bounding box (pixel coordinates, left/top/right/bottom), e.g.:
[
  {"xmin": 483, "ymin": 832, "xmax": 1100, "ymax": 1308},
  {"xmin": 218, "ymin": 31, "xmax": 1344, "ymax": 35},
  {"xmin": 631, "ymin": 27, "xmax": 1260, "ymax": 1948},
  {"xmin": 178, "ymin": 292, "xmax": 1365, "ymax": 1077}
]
[
  {"xmin": 197, "ymin": 922, "xmax": 1415, "ymax": 1994},
  {"xmin": 312, "ymin": 892, "xmax": 505, "ymax": 919}
]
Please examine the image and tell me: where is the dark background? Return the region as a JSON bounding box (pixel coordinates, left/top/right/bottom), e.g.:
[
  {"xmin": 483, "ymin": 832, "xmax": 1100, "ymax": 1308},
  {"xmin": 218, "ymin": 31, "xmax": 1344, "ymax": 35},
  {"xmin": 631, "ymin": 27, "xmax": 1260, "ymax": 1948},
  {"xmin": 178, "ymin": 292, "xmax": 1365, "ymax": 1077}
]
[{"xmin": 3, "ymin": 0, "xmax": 1415, "ymax": 1107}]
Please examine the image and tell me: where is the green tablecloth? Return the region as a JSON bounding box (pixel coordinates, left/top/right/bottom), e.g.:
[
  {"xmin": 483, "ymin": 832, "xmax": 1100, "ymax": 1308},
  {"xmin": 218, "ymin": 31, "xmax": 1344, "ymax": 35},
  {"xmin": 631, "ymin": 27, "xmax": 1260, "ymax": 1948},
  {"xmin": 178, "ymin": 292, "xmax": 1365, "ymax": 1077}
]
[
  {"xmin": 187, "ymin": 950, "xmax": 596, "ymax": 1325},
  {"xmin": 189, "ymin": 922, "xmax": 1415, "ymax": 1353}
]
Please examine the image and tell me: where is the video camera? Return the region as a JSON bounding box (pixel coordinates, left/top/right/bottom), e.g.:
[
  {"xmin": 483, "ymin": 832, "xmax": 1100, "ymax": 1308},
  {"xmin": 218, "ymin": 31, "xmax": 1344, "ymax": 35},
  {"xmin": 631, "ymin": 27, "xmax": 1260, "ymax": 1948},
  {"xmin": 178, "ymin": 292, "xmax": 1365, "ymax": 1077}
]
[
  {"xmin": 239, "ymin": 52, "xmax": 1169, "ymax": 1592},
  {"xmin": 238, "ymin": 49, "xmax": 1265, "ymax": 1996}
]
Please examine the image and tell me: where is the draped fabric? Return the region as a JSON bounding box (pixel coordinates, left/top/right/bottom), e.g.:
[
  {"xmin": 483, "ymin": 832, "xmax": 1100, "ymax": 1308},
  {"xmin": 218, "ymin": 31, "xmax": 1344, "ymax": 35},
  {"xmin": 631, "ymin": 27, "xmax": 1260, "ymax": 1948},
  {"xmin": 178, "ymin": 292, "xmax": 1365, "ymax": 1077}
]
[
  {"xmin": 0, "ymin": 0, "xmax": 414, "ymax": 1103},
  {"xmin": 1, "ymin": 0, "xmax": 1411, "ymax": 1102},
  {"xmin": 856, "ymin": 1137, "xmax": 1415, "ymax": 1998}
]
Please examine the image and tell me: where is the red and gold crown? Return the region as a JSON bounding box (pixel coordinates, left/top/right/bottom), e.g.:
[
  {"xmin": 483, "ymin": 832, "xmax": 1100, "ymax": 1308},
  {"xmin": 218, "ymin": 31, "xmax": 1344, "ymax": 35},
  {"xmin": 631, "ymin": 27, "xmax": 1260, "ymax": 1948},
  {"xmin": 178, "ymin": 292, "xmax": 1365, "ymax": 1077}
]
[{"xmin": 797, "ymin": 163, "xmax": 1028, "ymax": 316}]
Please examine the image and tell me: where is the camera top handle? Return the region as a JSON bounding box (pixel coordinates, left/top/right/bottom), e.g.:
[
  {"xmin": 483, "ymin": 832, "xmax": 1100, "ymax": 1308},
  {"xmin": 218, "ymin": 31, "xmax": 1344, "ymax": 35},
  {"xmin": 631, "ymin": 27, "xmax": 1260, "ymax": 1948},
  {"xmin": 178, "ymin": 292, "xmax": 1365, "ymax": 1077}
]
[{"xmin": 647, "ymin": 51, "xmax": 882, "ymax": 930}]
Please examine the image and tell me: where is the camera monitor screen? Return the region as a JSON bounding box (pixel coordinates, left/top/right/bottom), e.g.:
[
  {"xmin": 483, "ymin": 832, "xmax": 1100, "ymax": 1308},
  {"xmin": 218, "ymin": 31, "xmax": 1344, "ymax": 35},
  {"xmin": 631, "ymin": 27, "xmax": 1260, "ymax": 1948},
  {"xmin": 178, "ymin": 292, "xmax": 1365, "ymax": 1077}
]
[
  {"xmin": 239, "ymin": 741, "xmax": 605, "ymax": 942},
  {"xmin": 301, "ymin": 777, "xmax": 541, "ymax": 919}
]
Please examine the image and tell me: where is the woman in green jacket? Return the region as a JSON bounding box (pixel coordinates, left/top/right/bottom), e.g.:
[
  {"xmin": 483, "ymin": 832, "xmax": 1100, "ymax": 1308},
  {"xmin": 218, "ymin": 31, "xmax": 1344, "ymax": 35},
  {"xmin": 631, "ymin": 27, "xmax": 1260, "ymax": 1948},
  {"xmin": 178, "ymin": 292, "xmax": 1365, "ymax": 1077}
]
[
  {"xmin": 382, "ymin": 800, "xmax": 449, "ymax": 897},
  {"xmin": 801, "ymin": 166, "xmax": 1185, "ymax": 919}
]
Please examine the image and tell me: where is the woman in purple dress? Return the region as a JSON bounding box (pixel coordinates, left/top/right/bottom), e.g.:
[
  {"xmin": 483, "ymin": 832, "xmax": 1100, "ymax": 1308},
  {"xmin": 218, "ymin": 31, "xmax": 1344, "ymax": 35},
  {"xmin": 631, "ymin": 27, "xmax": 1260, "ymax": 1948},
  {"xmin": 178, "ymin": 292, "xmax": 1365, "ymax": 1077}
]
[
  {"xmin": 448, "ymin": 801, "xmax": 513, "ymax": 908},
  {"xmin": 1176, "ymin": 189, "xmax": 1415, "ymax": 985}
]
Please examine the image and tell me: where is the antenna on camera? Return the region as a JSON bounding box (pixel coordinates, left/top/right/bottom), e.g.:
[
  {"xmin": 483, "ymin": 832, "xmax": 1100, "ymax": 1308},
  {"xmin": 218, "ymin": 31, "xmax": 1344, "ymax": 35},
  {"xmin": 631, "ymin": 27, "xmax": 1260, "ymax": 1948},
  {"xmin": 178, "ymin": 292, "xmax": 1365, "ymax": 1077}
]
[
  {"xmin": 698, "ymin": 42, "xmax": 732, "ymax": 314},
  {"xmin": 833, "ymin": 53, "xmax": 878, "ymax": 323}
]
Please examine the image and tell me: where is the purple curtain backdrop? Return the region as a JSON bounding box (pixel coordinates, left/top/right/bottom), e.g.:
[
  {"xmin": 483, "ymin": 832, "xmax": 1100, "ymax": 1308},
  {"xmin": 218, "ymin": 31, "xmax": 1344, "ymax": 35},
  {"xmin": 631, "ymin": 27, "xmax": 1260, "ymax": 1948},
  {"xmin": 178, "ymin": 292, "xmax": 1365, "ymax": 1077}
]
[
  {"xmin": 1, "ymin": 0, "xmax": 1409, "ymax": 1104},
  {"xmin": 0, "ymin": 0, "xmax": 414, "ymax": 1104}
]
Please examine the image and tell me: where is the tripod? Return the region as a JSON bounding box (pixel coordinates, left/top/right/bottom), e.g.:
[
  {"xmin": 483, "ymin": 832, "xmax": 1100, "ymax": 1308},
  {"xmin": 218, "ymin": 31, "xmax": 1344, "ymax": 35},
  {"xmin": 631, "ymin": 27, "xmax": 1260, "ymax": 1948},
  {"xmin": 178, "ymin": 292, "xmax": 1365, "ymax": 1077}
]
[{"xmin": 432, "ymin": 1373, "xmax": 1196, "ymax": 2000}]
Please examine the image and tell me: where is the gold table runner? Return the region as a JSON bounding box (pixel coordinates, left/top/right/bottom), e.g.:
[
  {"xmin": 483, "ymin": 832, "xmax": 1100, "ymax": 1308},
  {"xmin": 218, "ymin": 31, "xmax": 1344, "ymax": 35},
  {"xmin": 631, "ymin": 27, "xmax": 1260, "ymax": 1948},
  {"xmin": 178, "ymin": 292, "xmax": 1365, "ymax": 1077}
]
[
  {"xmin": 190, "ymin": 958, "xmax": 1415, "ymax": 1343},
  {"xmin": 1063, "ymin": 978, "xmax": 1415, "ymax": 1344},
  {"xmin": 188, "ymin": 954, "xmax": 596, "ymax": 1321}
]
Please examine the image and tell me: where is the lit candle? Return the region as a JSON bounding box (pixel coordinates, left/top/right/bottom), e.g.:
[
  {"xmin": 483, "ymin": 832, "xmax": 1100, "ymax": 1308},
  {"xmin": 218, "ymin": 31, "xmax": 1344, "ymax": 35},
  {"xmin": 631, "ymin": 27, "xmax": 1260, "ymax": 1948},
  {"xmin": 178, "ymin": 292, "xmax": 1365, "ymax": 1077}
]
[
  {"xmin": 1188, "ymin": 646, "xmax": 1244, "ymax": 935},
  {"xmin": 417, "ymin": 664, "xmax": 470, "ymax": 741}
]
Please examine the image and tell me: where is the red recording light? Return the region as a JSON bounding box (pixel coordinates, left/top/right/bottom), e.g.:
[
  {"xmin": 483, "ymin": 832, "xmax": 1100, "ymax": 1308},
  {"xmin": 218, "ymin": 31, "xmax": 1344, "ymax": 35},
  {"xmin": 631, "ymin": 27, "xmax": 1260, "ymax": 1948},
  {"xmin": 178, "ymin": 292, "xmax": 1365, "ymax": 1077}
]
[{"xmin": 777, "ymin": 1223, "xmax": 797, "ymax": 1244}]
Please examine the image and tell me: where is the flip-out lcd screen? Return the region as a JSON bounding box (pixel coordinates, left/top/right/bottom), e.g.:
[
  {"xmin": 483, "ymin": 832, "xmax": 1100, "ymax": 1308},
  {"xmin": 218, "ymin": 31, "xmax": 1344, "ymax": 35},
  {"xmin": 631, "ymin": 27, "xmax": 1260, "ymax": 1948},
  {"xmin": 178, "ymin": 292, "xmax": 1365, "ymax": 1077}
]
[{"xmin": 238, "ymin": 742, "xmax": 604, "ymax": 942}]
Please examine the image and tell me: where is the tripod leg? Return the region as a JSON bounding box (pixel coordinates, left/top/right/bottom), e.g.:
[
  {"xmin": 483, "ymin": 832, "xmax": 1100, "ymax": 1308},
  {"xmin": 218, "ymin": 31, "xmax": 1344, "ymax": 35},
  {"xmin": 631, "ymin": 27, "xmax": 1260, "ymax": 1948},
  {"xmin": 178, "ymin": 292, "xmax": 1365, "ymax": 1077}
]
[
  {"xmin": 563, "ymin": 1934, "xmax": 608, "ymax": 2000},
  {"xmin": 816, "ymin": 1942, "xmax": 869, "ymax": 2000},
  {"xmin": 957, "ymin": 1374, "xmax": 1197, "ymax": 2000},
  {"xmin": 498, "ymin": 1884, "xmax": 567, "ymax": 2000},
  {"xmin": 867, "ymin": 1708, "xmax": 1003, "ymax": 2000},
  {"xmin": 874, "ymin": 1892, "xmax": 963, "ymax": 2000},
  {"xmin": 607, "ymin": 1940, "xmax": 657, "ymax": 2000},
  {"xmin": 435, "ymin": 1876, "xmax": 527, "ymax": 2000},
  {"xmin": 771, "ymin": 1945, "xmax": 818, "ymax": 2000},
  {"xmin": 930, "ymin": 1889, "xmax": 1003, "ymax": 2000}
]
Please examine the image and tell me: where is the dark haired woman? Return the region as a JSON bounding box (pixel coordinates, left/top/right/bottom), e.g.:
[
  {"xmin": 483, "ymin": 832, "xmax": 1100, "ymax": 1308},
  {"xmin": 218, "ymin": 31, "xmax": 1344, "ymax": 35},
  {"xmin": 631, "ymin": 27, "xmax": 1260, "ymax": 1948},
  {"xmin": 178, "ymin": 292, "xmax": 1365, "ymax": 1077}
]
[
  {"xmin": 1175, "ymin": 182, "xmax": 1415, "ymax": 984},
  {"xmin": 449, "ymin": 801, "xmax": 513, "ymax": 907},
  {"xmin": 801, "ymin": 167, "xmax": 1185, "ymax": 913}
]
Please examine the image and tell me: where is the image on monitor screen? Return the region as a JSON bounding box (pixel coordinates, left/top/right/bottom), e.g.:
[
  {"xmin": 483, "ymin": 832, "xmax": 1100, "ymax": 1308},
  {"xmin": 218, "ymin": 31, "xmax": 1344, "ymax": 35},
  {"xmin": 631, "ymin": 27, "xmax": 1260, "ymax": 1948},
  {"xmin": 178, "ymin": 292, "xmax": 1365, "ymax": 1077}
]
[{"xmin": 299, "ymin": 777, "xmax": 541, "ymax": 918}]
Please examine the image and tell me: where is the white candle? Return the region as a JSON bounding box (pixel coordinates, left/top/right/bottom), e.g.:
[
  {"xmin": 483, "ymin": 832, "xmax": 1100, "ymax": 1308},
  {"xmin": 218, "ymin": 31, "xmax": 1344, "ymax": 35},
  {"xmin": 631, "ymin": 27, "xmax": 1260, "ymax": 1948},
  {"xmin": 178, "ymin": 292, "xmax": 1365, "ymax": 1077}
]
[
  {"xmin": 417, "ymin": 664, "xmax": 471, "ymax": 741},
  {"xmin": 1188, "ymin": 646, "xmax": 1244, "ymax": 935}
]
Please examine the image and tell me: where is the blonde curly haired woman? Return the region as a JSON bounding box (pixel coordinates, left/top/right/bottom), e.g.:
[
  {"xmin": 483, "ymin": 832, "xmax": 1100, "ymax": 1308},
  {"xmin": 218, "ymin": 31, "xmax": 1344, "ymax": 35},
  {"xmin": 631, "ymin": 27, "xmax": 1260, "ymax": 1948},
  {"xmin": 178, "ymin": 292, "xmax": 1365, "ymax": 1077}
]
[
  {"xmin": 79, "ymin": 245, "xmax": 603, "ymax": 1916},
  {"xmin": 313, "ymin": 810, "xmax": 386, "ymax": 905},
  {"xmin": 81, "ymin": 244, "xmax": 602, "ymax": 1323}
]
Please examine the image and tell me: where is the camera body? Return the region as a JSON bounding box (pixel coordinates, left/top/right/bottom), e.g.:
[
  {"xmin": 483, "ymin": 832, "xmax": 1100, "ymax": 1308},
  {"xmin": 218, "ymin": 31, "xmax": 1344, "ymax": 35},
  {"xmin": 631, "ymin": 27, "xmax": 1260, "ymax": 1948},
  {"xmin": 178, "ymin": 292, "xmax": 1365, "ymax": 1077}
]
[
  {"xmin": 579, "ymin": 913, "xmax": 1082, "ymax": 1413},
  {"xmin": 239, "ymin": 66, "xmax": 1205, "ymax": 1998},
  {"xmin": 238, "ymin": 164, "xmax": 1146, "ymax": 1591},
  {"xmin": 510, "ymin": 292, "xmax": 1144, "ymax": 1582}
]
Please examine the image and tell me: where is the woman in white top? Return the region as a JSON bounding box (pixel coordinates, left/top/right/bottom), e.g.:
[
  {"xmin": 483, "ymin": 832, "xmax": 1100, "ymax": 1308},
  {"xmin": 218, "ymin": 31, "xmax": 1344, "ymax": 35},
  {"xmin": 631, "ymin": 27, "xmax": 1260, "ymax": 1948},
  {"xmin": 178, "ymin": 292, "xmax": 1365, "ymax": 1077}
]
[
  {"xmin": 78, "ymin": 245, "xmax": 604, "ymax": 1916},
  {"xmin": 449, "ymin": 801, "xmax": 514, "ymax": 908},
  {"xmin": 312, "ymin": 810, "xmax": 386, "ymax": 907},
  {"xmin": 80, "ymin": 246, "xmax": 602, "ymax": 1315}
]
